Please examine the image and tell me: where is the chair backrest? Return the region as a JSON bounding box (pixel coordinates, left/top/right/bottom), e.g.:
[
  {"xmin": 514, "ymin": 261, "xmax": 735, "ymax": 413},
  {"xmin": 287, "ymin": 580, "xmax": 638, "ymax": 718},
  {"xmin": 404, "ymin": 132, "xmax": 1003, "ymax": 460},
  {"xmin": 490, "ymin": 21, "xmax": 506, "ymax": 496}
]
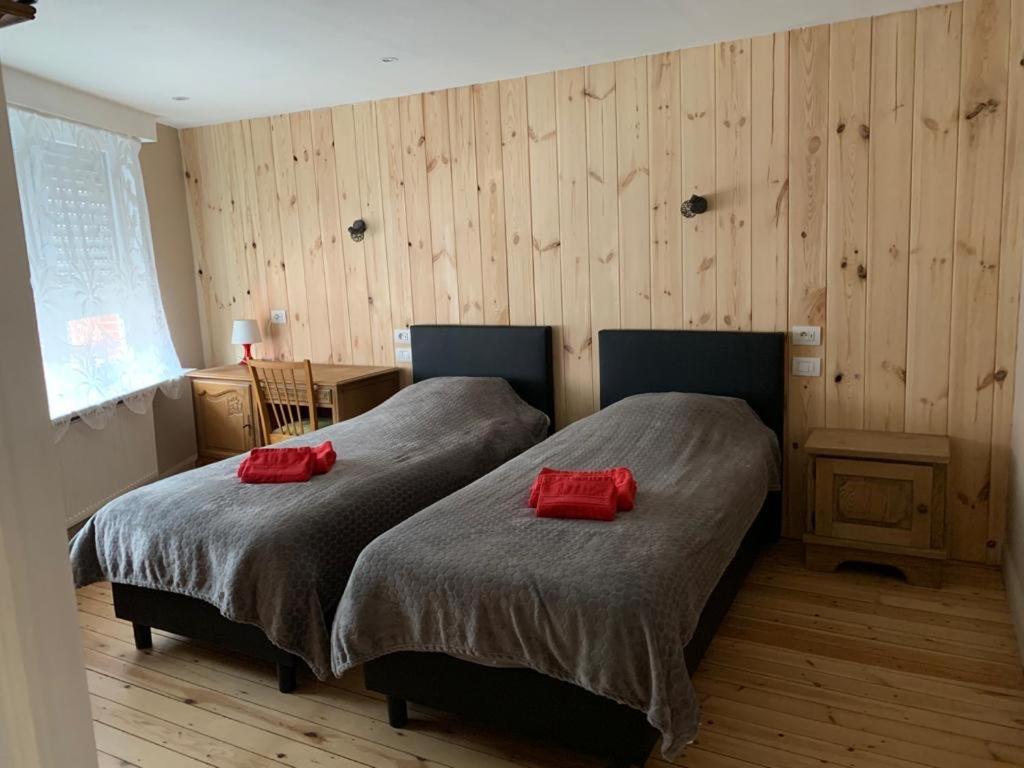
[{"xmin": 247, "ymin": 359, "xmax": 318, "ymax": 444}]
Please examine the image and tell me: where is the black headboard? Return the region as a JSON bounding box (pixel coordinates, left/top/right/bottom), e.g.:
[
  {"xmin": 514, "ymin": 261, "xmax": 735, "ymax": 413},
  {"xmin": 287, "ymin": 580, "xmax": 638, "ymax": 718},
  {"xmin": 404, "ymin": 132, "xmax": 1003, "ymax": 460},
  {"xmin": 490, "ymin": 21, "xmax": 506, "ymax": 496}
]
[
  {"xmin": 598, "ymin": 329, "xmax": 786, "ymax": 449},
  {"xmin": 411, "ymin": 325, "xmax": 555, "ymax": 427}
]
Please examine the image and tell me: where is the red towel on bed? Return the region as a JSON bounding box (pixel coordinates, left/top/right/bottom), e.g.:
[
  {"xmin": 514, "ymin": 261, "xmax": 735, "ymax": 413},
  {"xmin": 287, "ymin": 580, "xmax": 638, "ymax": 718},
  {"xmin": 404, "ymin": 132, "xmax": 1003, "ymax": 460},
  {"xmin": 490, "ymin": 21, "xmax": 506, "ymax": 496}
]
[
  {"xmin": 238, "ymin": 441, "xmax": 336, "ymax": 484},
  {"xmin": 313, "ymin": 441, "xmax": 337, "ymax": 474},
  {"xmin": 534, "ymin": 475, "xmax": 618, "ymax": 521},
  {"xmin": 238, "ymin": 448, "xmax": 315, "ymax": 483},
  {"xmin": 528, "ymin": 467, "xmax": 636, "ymax": 511}
]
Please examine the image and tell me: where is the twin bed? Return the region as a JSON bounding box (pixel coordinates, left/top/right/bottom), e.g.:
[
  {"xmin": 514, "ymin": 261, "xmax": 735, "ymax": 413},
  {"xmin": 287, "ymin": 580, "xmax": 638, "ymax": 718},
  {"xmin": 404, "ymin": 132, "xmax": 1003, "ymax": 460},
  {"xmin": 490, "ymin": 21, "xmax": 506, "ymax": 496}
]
[
  {"xmin": 71, "ymin": 325, "xmax": 785, "ymax": 767},
  {"xmin": 72, "ymin": 325, "xmax": 555, "ymax": 690}
]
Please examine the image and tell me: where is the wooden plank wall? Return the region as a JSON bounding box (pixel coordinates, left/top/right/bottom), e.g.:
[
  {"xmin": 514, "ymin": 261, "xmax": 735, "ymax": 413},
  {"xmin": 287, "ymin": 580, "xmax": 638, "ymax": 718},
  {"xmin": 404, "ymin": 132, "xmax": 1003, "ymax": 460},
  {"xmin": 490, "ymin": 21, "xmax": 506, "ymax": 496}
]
[{"xmin": 179, "ymin": 0, "xmax": 1024, "ymax": 562}]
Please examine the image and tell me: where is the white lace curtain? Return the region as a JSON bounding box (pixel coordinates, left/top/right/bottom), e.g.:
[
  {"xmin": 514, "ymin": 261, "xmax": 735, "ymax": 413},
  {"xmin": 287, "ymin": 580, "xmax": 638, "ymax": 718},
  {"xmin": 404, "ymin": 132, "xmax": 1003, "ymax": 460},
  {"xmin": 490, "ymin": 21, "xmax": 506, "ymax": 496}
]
[{"xmin": 8, "ymin": 107, "xmax": 184, "ymax": 436}]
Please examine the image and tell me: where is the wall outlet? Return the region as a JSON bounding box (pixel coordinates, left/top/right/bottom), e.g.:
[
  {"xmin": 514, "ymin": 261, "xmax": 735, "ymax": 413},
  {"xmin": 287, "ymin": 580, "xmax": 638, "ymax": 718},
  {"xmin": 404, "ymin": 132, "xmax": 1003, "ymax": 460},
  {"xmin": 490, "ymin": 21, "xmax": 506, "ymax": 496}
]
[
  {"xmin": 791, "ymin": 325, "xmax": 821, "ymax": 346},
  {"xmin": 395, "ymin": 347, "xmax": 413, "ymax": 364},
  {"xmin": 394, "ymin": 327, "xmax": 411, "ymax": 344},
  {"xmin": 270, "ymin": 309, "xmax": 287, "ymax": 325},
  {"xmin": 791, "ymin": 357, "xmax": 821, "ymax": 377}
]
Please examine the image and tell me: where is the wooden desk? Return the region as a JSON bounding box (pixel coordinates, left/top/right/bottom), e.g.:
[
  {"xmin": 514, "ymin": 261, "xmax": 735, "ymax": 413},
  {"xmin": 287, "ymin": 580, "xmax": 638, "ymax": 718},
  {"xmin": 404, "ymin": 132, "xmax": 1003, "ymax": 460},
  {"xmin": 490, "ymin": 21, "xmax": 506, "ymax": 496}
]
[{"xmin": 187, "ymin": 363, "xmax": 401, "ymax": 464}]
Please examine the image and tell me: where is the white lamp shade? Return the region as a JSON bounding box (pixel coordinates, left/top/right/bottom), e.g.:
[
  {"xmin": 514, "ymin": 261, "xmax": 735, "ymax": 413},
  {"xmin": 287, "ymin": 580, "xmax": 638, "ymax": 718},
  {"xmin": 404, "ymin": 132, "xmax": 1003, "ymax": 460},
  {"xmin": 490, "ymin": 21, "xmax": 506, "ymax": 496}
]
[{"xmin": 231, "ymin": 319, "xmax": 262, "ymax": 345}]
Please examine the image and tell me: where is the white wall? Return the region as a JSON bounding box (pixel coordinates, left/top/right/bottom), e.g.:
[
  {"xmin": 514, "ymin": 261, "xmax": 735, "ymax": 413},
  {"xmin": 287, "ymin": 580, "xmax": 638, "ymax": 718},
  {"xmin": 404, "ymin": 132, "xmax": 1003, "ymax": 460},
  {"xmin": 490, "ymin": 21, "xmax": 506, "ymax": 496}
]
[
  {"xmin": 2, "ymin": 66, "xmax": 157, "ymax": 141},
  {"xmin": 141, "ymin": 122, "xmax": 202, "ymax": 477},
  {"xmin": 1006, "ymin": 256, "xmax": 1024, "ymax": 660},
  {"xmin": 0, "ymin": 47, "xmax": 196, "ymax": 768},
  {"xmin": 0, "ymin": 63, "xmax": 97, "ymax": 768},
  {"xmin": 58, "ymin": 408, "xmax": 160, "ymax": 527}
]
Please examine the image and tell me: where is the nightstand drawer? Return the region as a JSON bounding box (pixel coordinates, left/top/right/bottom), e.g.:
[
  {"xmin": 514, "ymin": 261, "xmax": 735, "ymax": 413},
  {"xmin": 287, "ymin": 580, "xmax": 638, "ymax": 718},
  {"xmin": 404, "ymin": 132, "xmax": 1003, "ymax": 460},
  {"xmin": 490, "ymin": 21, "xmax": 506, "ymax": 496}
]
[
  {"xmin": 814, "ymin": 458, "xmax": 932, "ymax": 549},
  {"xmin": 192, "ymin": 380, "xmax": 257, "ymax": 461},
  {"xmin": 316, "ymin": 386, "xmax": 334, "ymax": 406}
]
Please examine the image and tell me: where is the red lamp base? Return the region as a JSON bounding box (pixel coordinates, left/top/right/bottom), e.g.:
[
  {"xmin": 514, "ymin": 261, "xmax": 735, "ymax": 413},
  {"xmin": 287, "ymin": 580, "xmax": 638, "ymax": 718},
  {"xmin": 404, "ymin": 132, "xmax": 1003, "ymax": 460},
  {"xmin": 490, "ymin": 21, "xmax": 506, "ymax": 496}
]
[{"xmin": 238, "ymin": 343, "xmax": 254, "ymax": 365}]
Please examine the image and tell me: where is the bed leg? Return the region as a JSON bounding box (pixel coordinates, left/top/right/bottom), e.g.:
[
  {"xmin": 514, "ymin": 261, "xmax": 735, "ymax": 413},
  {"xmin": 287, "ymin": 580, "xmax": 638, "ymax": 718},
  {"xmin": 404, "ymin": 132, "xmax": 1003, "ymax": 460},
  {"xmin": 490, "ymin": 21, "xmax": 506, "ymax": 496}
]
[
  {"xmin": 277, "ymin": 662, "xmax": 297, "ymax": 693},
  {"xmin": 131, "ymin": 623, "xmax": 152, "ymax": 650},
  {"xmin": 386, "ymin": 696, "xmax": 408, "ymax": 728}
]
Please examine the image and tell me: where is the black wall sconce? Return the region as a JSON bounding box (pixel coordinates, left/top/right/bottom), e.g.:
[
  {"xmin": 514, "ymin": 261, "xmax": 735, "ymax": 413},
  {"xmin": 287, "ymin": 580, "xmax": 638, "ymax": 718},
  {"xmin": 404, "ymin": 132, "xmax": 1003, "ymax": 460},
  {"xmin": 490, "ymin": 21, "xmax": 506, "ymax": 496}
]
[
  {"xmin": 680, "ymin": 194, "xmax": 709, "ymax": 218},
  {"xmin": 348, "ymin": 219, "xmax": 367, "ymax": 242}
]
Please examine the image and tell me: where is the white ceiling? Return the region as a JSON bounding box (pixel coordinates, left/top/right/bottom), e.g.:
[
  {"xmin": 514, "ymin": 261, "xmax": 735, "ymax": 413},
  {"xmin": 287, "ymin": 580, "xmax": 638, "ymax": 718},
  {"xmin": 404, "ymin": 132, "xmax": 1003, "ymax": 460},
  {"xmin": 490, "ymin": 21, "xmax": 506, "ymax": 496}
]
[{"xmin": 1, "ymin": 0, "xmax": 944, "ymax": 128}]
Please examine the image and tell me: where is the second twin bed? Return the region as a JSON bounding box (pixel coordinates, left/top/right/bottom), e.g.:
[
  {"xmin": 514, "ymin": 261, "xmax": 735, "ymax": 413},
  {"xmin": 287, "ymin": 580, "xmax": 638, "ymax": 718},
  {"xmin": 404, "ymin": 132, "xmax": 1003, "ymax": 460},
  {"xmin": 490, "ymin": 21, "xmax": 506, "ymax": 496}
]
[{"xmin": 333, "ymin": 328, "xmax": 784, "ymax": 765}]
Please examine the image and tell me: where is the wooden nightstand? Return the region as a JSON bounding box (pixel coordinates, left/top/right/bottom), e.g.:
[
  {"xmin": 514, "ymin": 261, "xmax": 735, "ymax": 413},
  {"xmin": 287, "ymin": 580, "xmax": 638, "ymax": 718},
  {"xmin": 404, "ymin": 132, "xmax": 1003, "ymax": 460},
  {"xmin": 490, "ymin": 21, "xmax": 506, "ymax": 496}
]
[
  {"xmin": 802, "ymin": 428, "xmax": 950, "ymax": 587},
  {"xmin": 187, "ymin": 363, "xmax": 400, "ymax": 464}
]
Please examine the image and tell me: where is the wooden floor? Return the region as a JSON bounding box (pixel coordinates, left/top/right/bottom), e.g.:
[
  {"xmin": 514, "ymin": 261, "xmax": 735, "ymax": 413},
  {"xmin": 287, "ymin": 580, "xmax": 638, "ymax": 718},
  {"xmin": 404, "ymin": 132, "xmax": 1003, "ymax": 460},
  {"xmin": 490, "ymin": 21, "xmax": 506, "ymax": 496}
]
[{"xmin": 77, "ymin": 542, "xmax": 1024, "ymax": 768}]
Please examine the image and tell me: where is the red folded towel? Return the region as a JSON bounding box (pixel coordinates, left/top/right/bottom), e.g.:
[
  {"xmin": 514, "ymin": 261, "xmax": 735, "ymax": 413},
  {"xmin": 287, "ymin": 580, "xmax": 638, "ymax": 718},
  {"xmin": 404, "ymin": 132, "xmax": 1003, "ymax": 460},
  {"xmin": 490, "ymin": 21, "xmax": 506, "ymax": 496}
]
[
  {"xmin": 313, "ymin": 441, "xmax": 337, "ymax": 474},
  {"xmin": 238, "ymin": 441, "xmax": 336, "ymax": 484},
  {"xmin": 238, "ymin": 447, "xmax": 316, "ymax": 484},
  {"xmin": 528, "ymin": 467, "xmax": 636, "ymax": 511},
  {"xmin": 534, "ymin": 475, "xmax": 618, "ymax": 521}
]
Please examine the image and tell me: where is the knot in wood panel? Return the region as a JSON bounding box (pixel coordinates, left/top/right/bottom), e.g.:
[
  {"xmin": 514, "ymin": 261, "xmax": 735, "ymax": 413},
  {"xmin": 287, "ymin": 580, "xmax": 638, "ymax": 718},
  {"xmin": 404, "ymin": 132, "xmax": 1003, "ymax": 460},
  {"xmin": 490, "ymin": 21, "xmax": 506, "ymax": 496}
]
[{"xmin": 964, "ymin": 98, "xmax": 999, "ymax": 120}]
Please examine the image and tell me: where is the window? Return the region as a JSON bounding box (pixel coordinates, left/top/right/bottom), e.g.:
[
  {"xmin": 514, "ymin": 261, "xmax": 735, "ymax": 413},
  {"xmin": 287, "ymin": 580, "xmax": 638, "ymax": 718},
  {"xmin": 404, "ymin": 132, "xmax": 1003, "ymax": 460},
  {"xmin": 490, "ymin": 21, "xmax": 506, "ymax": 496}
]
[{"xmin": 9, "ymin": 107, "xmax": 183, "ymax": 425}]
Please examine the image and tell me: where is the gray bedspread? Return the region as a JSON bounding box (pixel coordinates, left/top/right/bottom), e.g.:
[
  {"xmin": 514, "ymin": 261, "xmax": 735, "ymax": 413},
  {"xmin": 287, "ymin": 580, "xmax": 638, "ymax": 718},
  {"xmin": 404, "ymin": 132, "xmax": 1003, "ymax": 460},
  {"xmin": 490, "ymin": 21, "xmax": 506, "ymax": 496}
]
[
  {"xmin": 70, "ymin": 377, "xmax": 548, "ymax": 678},
  {"xmin": 331, "ymin": 393, "xmax": 780, "ymax": 757}
]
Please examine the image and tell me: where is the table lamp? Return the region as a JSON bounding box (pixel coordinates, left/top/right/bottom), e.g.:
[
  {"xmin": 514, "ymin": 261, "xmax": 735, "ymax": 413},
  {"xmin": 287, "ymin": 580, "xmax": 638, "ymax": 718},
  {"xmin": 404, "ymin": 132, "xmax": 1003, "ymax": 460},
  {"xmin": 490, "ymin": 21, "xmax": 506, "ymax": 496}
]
[{"xmin": 231, "ymin": 319, "xmax": 262, "ymax": 365}]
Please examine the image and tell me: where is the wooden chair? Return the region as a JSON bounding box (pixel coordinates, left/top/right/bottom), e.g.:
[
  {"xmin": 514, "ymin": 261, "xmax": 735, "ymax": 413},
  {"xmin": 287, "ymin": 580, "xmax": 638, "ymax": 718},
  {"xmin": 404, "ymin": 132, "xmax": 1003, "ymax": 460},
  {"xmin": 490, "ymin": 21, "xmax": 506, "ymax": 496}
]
[{"xmin": 247, "ymin": 359, "xmax": 326, "ymax": 444}]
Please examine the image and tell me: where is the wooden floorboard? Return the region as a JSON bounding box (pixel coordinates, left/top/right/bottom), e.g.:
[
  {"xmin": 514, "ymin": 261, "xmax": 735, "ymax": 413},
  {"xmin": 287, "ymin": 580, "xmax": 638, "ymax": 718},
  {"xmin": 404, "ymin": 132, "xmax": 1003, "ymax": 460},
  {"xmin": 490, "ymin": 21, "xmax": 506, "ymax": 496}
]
[{"xmin": 79, "ymin": 542, "xmax": 1024, "ymax": 768}]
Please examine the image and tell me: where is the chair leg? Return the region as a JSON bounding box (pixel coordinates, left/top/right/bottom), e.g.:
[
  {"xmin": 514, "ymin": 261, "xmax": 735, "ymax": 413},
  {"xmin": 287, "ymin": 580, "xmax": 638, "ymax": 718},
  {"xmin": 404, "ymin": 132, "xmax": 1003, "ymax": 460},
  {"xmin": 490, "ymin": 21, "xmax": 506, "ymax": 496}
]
[
  {"xmin": 386, "ymin": 696, "xmax": 408, "ymax": 728},
  {"xmin": 132, "ymin": 623, "xmax": 152, "ymax": 650},
  {"xmin": 277, "ymin": 662, "xmax": 297, "ymax": 693}
]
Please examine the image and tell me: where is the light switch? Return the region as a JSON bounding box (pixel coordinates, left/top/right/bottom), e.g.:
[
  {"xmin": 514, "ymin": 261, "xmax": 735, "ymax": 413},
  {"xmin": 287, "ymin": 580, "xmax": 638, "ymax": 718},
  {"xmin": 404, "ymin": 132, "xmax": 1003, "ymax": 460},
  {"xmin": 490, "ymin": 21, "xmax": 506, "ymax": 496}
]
[
  {"xmin": 792, "ymin": 325, "xmax": 821, "ymax": 346},
  {"xmin": 395, "ymin": 347, "xmax": 413, "ymax": 363},
  {"xmin": 792, "ymin": 357, "xmax": 821, "ymax": 377}
]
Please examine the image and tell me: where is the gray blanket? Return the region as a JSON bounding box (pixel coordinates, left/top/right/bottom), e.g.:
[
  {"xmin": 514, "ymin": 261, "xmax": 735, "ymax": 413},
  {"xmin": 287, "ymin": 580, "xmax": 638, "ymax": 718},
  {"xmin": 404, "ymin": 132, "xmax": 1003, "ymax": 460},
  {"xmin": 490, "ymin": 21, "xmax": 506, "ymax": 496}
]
[
  {"xmin": 331, "ymin": 393, "xmax": 780, "ymax": 757},
  {"xmin": 70, "ymin": 377, "xmax": 549, "ymax": 678}
]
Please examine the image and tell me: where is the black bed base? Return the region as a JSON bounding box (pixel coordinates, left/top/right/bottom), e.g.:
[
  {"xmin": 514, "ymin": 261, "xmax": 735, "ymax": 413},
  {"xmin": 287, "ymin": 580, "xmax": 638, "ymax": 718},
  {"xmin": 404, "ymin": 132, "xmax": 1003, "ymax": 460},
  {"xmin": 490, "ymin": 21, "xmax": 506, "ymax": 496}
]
[
  {"xmin": 111, "ymin": 583, "xmax": 305, "ymax": 692},
  {"xmin": 364, "ymin": 492, "xmax": 781, "ymax": 768}
]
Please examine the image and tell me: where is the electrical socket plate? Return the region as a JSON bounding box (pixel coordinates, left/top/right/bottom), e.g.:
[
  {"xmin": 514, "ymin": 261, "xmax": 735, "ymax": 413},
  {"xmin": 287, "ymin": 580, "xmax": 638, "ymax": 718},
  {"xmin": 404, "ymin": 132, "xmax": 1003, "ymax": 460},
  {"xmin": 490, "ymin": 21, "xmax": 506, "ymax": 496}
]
[
  {"xmin": 394, "ymin": 327, "xmax": 411, "ymax": 344},
  {"xmin": 270, "ymin": 309, "xmax": 287, "ymax": 325},
  {"xmin": 791, "ymin": 325, "xmax": 821, "ymax": 346},
  {"xmin": 791, "ymin": 357, "xmax": 821, "ymax": 377},
  {"xmin": 395, "ymin": 347, "xmax": 413, "ymax": 363}
]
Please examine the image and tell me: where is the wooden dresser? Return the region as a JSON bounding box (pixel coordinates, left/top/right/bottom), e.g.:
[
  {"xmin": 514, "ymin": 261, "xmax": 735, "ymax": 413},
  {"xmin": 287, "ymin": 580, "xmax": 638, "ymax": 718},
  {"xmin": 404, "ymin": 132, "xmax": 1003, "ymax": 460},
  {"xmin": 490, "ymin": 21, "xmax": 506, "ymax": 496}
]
[
  {"xmin": 802, "ymin": 428, "xmax": 950, "ymax": 587},
  {"xmin": 187, "ymin": 363, "xmax": 401, "ymax": 464}
]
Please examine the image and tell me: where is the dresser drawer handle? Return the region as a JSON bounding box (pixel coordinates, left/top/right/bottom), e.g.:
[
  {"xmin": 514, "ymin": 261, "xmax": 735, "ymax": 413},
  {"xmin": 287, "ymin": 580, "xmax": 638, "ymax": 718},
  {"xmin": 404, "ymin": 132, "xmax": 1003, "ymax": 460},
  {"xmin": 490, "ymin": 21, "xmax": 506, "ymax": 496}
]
[{"xmin": 917, "ymin": 503, "xmax": 929, "ymax": 515}]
